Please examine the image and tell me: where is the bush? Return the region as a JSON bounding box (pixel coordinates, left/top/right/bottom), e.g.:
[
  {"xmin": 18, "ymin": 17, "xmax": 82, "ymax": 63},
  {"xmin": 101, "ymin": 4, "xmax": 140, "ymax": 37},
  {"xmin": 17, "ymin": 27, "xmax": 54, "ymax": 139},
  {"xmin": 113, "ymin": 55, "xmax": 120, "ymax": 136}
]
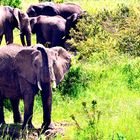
[
  {"xmin": 58, "ymin": 65, "xmax": 90, "ymax": 97},
  {"xmin": 67, "ymin": 12, "xmax": 110, "ymax": 60},
  {"xmin": 71, "ymin": 100, "xmax": 102, "ymax": 140},
  {"xmin": 117, "ymin": 35, "xmax": 140, "ymax": 56},
  {"xmin": 123, "ymin": 63, "xmax": 140, "ymax": 91},
  {"xmin": 3, "ymin": 99, "xmax": 12, "ymax": 111},
  {"xmin": 0, "ymin": 0, "xmax": 21, "ymax": 8},
  {"xmin": 67, "ymin": 4, "xmax": 140, "ymax": 60}
]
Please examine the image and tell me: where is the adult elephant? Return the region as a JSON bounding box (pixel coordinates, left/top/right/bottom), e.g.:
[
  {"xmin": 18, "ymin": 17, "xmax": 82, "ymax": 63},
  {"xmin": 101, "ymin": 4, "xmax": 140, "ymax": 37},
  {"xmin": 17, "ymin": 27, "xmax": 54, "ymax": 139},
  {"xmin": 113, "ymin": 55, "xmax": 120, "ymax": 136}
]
[
  {"xmin": 0, "ymin": 44, "xmax": 71, "ymax": 132},
  {"xmin": 26, "ymin": 2, "xmax": 83, "ymax": 19},
  {"xmin": 30, "ymin": 13, "xmax": 79, "ymax": 47},
  {"xmin": 0, "ymin": 6, "xmax": 31, "ymax": 46}
]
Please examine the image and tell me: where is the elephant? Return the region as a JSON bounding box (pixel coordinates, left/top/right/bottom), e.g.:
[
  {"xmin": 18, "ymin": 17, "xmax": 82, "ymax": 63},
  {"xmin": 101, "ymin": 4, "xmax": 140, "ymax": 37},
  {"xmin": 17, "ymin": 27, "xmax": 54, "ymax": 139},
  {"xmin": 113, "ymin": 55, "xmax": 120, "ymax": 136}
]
[
  {"xmin": 26, "ymin": 2, "xmax": 84, "ymax": 19},
  {"xmin": 0, "ymin": 43, "xmax": 71, "ymax": 132},
  {"xmin": 0, "ymin": 6, "xmax": 31, "ymax": 46},
  {"xmin": 30, "ymin": 13, "xmax": 79, "ymax": 47}
]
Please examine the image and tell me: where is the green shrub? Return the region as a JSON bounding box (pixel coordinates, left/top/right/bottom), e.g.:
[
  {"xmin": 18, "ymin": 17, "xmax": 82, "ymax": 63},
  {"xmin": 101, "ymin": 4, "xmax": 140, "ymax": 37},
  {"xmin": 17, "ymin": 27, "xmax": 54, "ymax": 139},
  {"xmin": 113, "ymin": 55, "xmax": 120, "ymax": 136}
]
[
  {"xmin": 0, "ymin": 0, "xmax": 21, "ymax": 8},
  {"xmin": 71, "ymin": 100, "xmax": 102, "ymax": 140},
  {"xmin": 95, "ymin": 4, "xmax": 132, "ymax": 31},
  {"xmin": 67, "ymin": 13, "xmax": 110, "ymax": 60},
  {"xmin": 117, "ymin": 35, "xmax": 140, "ymax": 56},
  {"xmin": 3, "ymin": 99, "xmax": 12, "ymax": 111},
  {"xmin": 58, "ymin": 65, "xmax": 90, "ymax": 97},
  {"xmin": 122, "ymin": 62, "xmax": 140, "ymax": 91},
  {"xmin": 67, "ymin": 4, "xmax": 140, "ymax": 60}
]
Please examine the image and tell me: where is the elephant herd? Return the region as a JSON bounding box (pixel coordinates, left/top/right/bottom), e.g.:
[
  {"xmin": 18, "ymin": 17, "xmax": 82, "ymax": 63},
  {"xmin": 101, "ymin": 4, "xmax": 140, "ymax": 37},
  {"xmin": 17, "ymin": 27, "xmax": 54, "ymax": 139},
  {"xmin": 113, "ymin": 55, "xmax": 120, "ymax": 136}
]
[
  {"xmin": 0, "ymin": 2, "xmax": 84, "ymax": 47},
  {"xmin": 0, "ymin": 2, "xmax": 84, "ymax": 133}
]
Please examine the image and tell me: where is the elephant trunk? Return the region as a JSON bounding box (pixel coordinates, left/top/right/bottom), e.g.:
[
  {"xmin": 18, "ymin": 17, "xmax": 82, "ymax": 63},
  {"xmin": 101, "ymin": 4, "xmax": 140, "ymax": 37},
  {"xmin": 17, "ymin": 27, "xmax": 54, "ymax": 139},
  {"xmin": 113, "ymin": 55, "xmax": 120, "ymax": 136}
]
[
  {"xmin": 20, "ymin": 31, "xmax": 31, "ymax": 46},
  {"xmin": 36, "ymin": 45, "xmax": 52, "ymax": 131},
  {"xmin": 20, "ymin": 33, "xmax": 26, "ymax": 46},
  {"xmin": 37, "ymin": 46, "xmax": 50, "ymax": 86},
  {"xmin": 26, "ymin": 32, "xmax": 31, "ymax": 46}
]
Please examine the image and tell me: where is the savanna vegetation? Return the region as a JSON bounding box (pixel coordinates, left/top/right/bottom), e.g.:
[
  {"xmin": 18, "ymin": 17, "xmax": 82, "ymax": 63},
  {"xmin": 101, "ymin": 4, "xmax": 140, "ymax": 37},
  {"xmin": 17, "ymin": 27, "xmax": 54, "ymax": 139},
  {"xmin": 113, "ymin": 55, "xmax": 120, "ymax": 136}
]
[{"xmin": 1, "ymin": 0, "xmax": 140, "ymax": 139}]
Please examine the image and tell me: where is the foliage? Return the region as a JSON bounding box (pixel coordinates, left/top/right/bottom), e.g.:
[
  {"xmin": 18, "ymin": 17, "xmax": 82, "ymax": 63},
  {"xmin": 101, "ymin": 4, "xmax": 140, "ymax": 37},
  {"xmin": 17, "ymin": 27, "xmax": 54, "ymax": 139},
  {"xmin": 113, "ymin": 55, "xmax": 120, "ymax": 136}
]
[
  {"xmin": 58, "ymin": 64, "xmax": 90, "ymax": 97},
  {"xmin": 67, "ymin": 4, "xmax": 140, "ymax": 60},
  {"xmin": 122, "ymin": 62, "xmax": 140, "ymax": 91},
  {"xmin": 0, "ymin": 0, "xmax": 21, "ymax": 8},
  {"xmin": 3, "ymin": 100, "xmax": 12, "ymax": 111},
  {"xmin": 117, "ymin": 35, "xmax": 140, "ymax": 56},
  {"xmin": 71, "ymin": 100, "xmax": 103, "ymax": 140}
]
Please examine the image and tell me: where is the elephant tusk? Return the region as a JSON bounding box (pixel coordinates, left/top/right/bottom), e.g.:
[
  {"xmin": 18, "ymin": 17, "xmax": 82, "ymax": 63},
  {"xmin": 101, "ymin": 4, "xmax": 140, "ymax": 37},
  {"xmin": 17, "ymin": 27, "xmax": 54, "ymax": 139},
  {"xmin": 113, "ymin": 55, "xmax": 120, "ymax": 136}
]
[
  {"xmin": 37, "ymin": 81, "xmax": 42, "ymax": 91},
  {"xmin": 52, "ymin": 80, "xmax": 56, "ymax": 89}
]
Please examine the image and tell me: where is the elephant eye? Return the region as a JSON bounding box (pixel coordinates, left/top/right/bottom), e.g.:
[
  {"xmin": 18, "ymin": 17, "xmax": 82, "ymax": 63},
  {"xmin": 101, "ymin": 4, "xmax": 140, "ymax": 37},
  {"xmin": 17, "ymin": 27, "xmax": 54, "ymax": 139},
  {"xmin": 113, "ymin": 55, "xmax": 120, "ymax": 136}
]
[
  {"xmin": 66, "ymin": 57, "xmax": 70, "ymax": 61},
  {"xmin": 53, "ymin": 60, "xmax": 56, "ymax": 65},
  {"xmin": 34, "ymin": 63, "xmax": 37, "ymax": 68}
]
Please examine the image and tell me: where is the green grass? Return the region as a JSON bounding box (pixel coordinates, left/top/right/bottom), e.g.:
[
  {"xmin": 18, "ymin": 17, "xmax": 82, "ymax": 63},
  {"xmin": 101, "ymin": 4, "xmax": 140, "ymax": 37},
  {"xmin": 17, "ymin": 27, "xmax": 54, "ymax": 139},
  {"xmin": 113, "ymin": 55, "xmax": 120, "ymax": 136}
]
[{"xmin": 2, "ymin": 0, "xmax": 140, "ymax": 139}]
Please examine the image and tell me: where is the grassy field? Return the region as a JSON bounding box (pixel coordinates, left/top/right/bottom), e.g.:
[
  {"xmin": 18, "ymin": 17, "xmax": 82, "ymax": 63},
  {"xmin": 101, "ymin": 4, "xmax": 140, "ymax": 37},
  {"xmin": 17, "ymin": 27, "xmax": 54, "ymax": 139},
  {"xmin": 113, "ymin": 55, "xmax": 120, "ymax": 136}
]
[{"xmin": 1, "ymin": 0, "xmax": 140, "ymax": 139}]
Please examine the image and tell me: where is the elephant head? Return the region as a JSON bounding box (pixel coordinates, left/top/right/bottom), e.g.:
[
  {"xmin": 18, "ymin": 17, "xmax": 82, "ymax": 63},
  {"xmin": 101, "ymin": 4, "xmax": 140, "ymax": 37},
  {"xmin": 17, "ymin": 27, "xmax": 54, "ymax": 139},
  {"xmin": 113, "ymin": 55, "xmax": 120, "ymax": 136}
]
[
  {"xmin": 15, "ymin": 45, "xmax": 71, "ymax": 89},
  {"xmin": 13, "ymin": 8, "xmax": 31, "ymax": 46},
  {"xmin": 46, "ymin": 47, "xmax": 71, "ymax": 87},
  {"xmin": 65, "ymin": 13, "xmax": 80, "ymax": 33},
  {"xmin": 59, "ymin": 13, "xmax": 80, "ymax": 43},
  {"xmin": 29, "ymin": 17, "xmax": 38, "ymax": 34},
  {"xmin": 15, "ymin": 44, "xmax": 50, "ymax": 90}
]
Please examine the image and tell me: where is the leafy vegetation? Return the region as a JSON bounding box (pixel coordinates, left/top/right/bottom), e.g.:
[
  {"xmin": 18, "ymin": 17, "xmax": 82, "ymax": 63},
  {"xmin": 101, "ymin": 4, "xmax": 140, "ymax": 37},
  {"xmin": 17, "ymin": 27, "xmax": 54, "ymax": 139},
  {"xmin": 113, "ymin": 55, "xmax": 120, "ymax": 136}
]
[
  {"xmin": 1, "ymin": 0, "xmax": 140, "ymax": 140},
  {"xmin": 58, "ymin": 64, "xmax": 90, "ymax": 97},
  {"xmin": 0, "ymin": 0, "xmax": 21, "ymax": 8}
]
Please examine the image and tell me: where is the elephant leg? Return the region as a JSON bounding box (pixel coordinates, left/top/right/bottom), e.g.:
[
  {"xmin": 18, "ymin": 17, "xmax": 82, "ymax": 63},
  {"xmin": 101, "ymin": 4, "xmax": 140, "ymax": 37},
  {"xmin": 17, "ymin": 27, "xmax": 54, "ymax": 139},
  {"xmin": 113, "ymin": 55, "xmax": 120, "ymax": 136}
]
[
  {"xmin": 5, "ymin": 29, "xmax": 13, "ymax": 45},
  {"xmin": 36, "ymin": 32, "xmax": 46, "ymax": 45},
  {"xmin": 52, "ymin": 31, "xmax": 64, "ymax": 47},
  {"xmin": 22, "ymin": 94, "xmax": 35, "ymax": 130},
  {"xmin": 10, "ymin": 99, "xmax": 22, "ymax": 123},
  {"xmin": 41, "ymin": 82, "xmax": 52, "ymax": 132},
  {"xmin": 0, "ymin": 97, "xmax": 5, "ymax": 124},
  {"xmin": 0, "ymin": 35, "xmax": 3, "ymax": 45}
]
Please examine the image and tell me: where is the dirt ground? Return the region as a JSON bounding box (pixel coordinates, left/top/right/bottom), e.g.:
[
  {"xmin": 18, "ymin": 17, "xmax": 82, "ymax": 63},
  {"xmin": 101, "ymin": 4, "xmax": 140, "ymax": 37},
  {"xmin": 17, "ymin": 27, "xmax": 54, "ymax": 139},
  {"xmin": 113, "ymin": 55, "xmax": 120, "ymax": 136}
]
[{"xmin": 0, "ymin": 122, "xmax": 73, "ymax": 140}]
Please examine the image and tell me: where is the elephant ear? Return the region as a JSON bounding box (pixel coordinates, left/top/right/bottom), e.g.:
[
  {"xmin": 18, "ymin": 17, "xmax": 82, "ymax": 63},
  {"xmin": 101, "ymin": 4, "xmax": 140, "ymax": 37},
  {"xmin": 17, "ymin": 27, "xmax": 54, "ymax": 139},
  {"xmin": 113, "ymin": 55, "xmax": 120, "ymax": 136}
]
[
  {"xmin": 13, "ymin": 8, "xmax": 31, "ymax": 46},
  {"xmin": 66, "ymin": 13, "xmax": 79, "ymax": 30},
  {"xmin": 27, "ymin": 6, "xmax": 36, "ymax": 17},
  {"xmin": 15, "ymin": 48, "xmax": 42, "ymax": 85},
  {"xmin": 13, "ymin": 8, "xmax": 20, "ymax": 29},
  {"xmin": 41, "ymin": 5, "xmax": 59, "ymax": 16},
  {"xmin": 30, "ymin": 17, "xmax": 37, "ymax": 33},
  {"xmin": 13, "ymin": 8, "xmax": 30, "ymax": 30},
  {"xmin": 49, "ymin": 47, "xmax": 71, "ymax": 86}
]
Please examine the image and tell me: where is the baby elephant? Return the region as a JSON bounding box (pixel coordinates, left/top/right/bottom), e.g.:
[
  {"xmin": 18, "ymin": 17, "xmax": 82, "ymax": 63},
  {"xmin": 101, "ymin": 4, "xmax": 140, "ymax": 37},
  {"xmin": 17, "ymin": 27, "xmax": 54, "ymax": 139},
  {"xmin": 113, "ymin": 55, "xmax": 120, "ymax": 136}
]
[
  {"xmin": 0, "ymin": 44, "xmax": 71, "ymax": 132},
  {"xmin": 30, "ymin": 13, "xmax": 79, "ymax": 47}
]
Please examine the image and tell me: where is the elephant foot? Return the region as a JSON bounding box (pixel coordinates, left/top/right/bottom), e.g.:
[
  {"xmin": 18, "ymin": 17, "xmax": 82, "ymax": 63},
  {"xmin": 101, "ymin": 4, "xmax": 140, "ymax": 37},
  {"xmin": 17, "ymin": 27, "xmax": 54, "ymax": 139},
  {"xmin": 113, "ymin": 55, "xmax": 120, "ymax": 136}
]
[
  {"xmin": 14, "ymin": 117, "xmax": 22, "ymax": 124},
  {"xmin": 0, "ymin": 121, "xmax": 5, "ymax": 125},
  {"xmin": 41, "ymin": 123, "xmax": 54, "ymax": 134},
  {"xmin": 22, "ymin": 123, "xmax": 35, "ymax": 131}
]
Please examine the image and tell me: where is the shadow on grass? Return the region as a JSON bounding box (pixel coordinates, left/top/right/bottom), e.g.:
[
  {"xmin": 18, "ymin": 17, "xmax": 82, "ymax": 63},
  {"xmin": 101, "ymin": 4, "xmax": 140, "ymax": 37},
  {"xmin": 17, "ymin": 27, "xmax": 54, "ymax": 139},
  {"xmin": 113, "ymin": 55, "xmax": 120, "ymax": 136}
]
[
  {"xmin": 0, "ymin": 122, "xmax": 72, "ymax": 139},
  {"xmin": 0, "ymin": 123, "xmax": 39, "ymax": 139}
]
